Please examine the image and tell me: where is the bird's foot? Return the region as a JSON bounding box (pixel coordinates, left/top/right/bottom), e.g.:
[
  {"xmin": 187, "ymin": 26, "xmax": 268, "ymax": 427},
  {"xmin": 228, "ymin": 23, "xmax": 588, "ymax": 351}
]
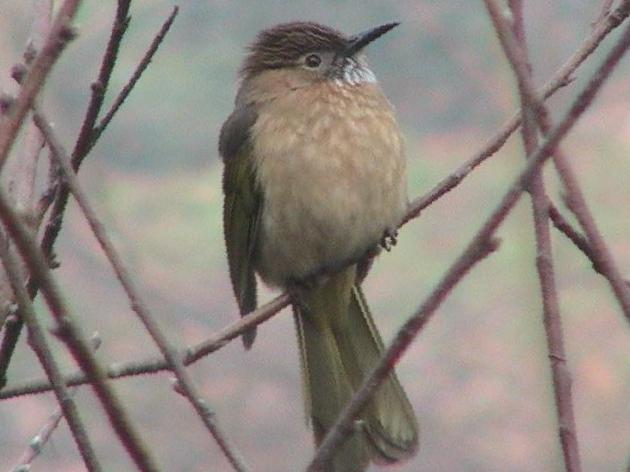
[{"xmin": 380, "ymin": 228, "xmax": 398, "ymax": 252}]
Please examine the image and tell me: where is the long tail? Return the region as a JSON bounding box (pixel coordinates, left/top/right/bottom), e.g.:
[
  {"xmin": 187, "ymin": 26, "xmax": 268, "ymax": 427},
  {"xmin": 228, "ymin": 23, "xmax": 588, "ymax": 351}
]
[{"xmin": 294, "ymin": 266, "xmax": 418, "ymax": 471}]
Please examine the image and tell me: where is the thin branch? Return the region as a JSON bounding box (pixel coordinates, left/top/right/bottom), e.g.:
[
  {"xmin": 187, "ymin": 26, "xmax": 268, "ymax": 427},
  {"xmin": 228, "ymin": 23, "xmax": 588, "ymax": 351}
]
[
  {"xmin": 4, "ymin": 0, "xmax": 51, "ymax": 215},
  {"xmin": 0, "ymin": 294, "xmax": 291, "ymax": 399},
  {"xmin": 70, "ymin": 0, "xmax": 131, "ymax": 169},
  {"xmin": 547, "ymin": 203, "xmax": 627, "ymax": 281},
  {"xmin": 0, "ymin": 234, "xmax": 102, "ymax": 472},
  {"xmin": 308, "ymin": 18, "xmax": 630, "ymax": 469},
  {"xmin": 490, "ymin": 0, "xmax": 582, "ymax": 469},
  {"xmin": 593, "ymin": 0, "xmax": 615, "ymax": 28},
  {"xmin": 0, "ymin": 0, "xmax": 173, "ymax": 393},
  {"xmin": 11, "ymin": 334, "xmax": 101, "ymax": 472},
  {"xmin": 556, "ymin": 155, "xmax": 630, "ymax": 323},
  {"xmin": 0, "ymin": 0, "xmax": 52, "ymax": 386},
  {"xmin": 92, "ymin": 6, "xmax": 179, "ymax": 143},
  {"xmin": 0, "ymin": 193, "xmax": 160, "ymax": 470},
  {"xmin": 403, "ymin": 0, "xmax": 630, "ymax": 225},
  {"xmin": 33, "ymin": 105, "xmax": 251, "ymax": 472},
  {"xmin": 0, "ymin": 0, "xmax": 80, "ymax": 173},
  {"xmin": 496, "ymin": 3, "xmax": 630, "ymax": 326}
]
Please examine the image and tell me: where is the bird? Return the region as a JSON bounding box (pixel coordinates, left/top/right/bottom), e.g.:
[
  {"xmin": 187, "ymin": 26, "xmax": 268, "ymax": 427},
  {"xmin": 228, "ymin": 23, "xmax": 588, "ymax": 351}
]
[{"xmin": 219, "ymin": 21, "xmax": 418, "ymax": 471}]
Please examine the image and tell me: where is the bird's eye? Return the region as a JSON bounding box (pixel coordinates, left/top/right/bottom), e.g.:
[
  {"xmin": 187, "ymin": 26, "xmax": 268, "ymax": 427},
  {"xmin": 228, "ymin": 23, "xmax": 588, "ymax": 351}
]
[{"xmin": 304, "ymin": 53, "xmax": 322, "ymax": 68}]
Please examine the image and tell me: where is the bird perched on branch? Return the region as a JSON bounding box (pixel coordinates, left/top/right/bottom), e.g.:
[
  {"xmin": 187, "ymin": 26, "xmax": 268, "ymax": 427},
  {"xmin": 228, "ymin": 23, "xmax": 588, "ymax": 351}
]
[{"xmin": 219, "ymin": 21, "xmax": 418, "ymax": 471}]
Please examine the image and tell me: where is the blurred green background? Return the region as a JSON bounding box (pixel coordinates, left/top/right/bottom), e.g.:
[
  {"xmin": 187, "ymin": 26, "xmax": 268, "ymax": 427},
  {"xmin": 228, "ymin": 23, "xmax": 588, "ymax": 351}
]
[{"xmin": 1, "ymin": 1, "xmax": 629, "ymax": 471}]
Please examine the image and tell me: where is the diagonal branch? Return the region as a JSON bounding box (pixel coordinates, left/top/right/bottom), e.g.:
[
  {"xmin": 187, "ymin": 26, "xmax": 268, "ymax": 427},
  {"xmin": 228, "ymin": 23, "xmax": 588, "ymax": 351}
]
[
  {"xmin": 0, "ymin": 0, "xmax": 81, "ymax": 173},
  {"xmin": 33, "ymin": 104, "xmax": 251, "ymax": 472},
  {"xmin": 0, "ymin": 294, "xmax": 292, "ymax": 399},
  {"xmin": 0, "ymin": 1, "xmax": 178, "ymax": 392},
  {"xmin": 403, "ymin": 0, "xmax": 630, "ymax": 225},
  {"xmin": 0, "ymin": 193, "xmax": 159, "ymax": 470},
  {"xmin": 92, "ymin": 6, "xmax": 179, "ymax": 143},
  {"xmin": 488, "ymin": 0, "xmax": 582, "ymax": 469},
  {"xmin": 10, "ymin": 334, "xmax": 101, "ymax": 472},
  {"xmin": 0, "ymin": 236, "xmax": 102, "ymax": 472},
  {"xmin": 307, "ymin": 17, "xmax": 630, "ymax": 469},
  {"xmin": 490, "ymin": 3, "xmax": 630, "ymax": 326}
]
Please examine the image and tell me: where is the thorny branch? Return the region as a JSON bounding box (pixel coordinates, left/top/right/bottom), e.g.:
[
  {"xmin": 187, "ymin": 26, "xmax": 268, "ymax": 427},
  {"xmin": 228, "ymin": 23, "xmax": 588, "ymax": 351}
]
[
  {"xmin": 0, "ymin": 0, "xmax": 131, "ymax": 386},
  {"xmin": 403, "ymin": 0, "xmax": 630, "ymax": 226}
]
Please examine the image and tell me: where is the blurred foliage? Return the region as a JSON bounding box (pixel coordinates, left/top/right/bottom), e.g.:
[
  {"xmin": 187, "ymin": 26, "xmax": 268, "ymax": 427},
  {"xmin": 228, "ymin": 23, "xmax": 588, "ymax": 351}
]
[{"xmin": 0, "ymin": 1, "xmax": 629, "ymax": 471}]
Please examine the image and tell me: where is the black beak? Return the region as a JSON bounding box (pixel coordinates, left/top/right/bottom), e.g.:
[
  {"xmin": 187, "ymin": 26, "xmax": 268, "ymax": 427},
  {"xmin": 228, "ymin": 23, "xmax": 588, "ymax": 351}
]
[{"xmin": 344, "ymin": 22, "xmax": 400, "ymax": 57}]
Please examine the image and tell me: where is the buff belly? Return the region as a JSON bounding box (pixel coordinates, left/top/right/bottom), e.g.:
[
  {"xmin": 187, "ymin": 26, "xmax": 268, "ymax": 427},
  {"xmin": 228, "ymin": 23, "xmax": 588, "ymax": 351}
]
[{"xmin": 251, "ymin": 82, "xmax": 407, "ymax": 287}]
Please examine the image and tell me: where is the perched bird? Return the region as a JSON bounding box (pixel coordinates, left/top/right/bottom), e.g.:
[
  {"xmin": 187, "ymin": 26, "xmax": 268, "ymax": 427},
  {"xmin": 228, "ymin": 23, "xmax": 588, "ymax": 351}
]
[{"xmin": 219, "ymin": 21, "xmax": 418, "ymax": 471}]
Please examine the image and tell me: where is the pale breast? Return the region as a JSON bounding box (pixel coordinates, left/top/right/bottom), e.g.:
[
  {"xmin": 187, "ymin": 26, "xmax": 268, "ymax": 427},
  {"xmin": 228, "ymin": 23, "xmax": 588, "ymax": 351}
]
[{"xmin": 252, "ymin": 82, "xmax": 407, "ymax": 286}]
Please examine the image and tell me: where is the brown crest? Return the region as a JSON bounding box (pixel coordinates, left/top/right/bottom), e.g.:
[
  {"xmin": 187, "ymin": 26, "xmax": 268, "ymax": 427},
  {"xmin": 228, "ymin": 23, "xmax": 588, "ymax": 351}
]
[{"xmin": 240, "ymin": 22, "xmax": 347, "ymax": 77}]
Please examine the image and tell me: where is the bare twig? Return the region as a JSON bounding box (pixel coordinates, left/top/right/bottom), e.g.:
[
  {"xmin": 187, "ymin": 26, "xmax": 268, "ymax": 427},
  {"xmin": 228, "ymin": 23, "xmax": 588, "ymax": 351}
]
[
  {"xmin": 494, "ymin": 2, "xmax": 630, "ymax": 326},
  {"xmin": 0, "ymin": 0, "xmax": 52, "ymax": 384},
  {"xmin": 5, "ymin": 0, "xmax": 51, "ymax": 213},
  {"xmin": 593, "ymin": 0, "xmax": 615, "ymax": 28},
  {"xmin": 547, "ymin": 203, "xmax": 629, "ymax": 285},
  {"xmin": 489, "ymin": 0, "xmax": 582, "ymax": 469},
  {"xmin": 0, "ymin": 235, "xmax": 102, "ymax": 472},
  {"xmin": 0, "ymin": 294, "xmax": 291, "ymax": 399},
  {"xmin": 11, "ymin": 334, "xmax": 101, "ymax": 472},
  {"xmin": 0, "ymin": 193, "xmax": 160, "ymax": 470},
  {"xmin": 308, "ymin": 17, "xmax": 630, "ymax": 469},
  {"xmin": 33, "ymin": 104, "xmax": 251, "ymax": 472},
  {"xmin": 403, "ymin": 0, "xmax": 630, "ymax": 225},
  {"xmin": 92, "ymin": 6, "xmax": 179, "ymax": 143},
  {"xmin": 557, "ymin": 158, "xmax": 630, "ymax": 323},
  {"xmin": 0, "ymin": 0, "xmax": 80, "ymax": 173},
  {"xmin": 0, "ymin": 0, "xmax": 178, "ymax": 393}
]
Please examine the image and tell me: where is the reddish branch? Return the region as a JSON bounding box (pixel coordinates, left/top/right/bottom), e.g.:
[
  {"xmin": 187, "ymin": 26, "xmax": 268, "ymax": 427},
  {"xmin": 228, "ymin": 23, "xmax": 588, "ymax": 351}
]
[
  {"xmin": 308, "ymin": 15, "xmax": 630, "ymax": 469},
  {"xmin": 0, "ymin": 2, "xmax": 177, "ymax": 390},
  {"xmin": 33, "ymin": 104, "xmax": 251, "ymax": 472},
  {"xmin": 0, "ymin": 294, "xmax": 292, "ymax": 399},
  {"xmin": 0, "ymin": 0, "xmax": 80, "ymax": 172},
  {"xmin": 0, "ymin": 239, "xmax": 102, "ymax": 471},
  {"xmin": 489, "ymin": 0, "xmax": 582, "ymax": 470},
  {"xmin": 92, "ymin": 6, "xmax": 179, "ymax": 143},
  {"xmin": 0, "ymin": 195, "xmax": 159, "ymax": 469},
  {"xmin": 403, "ymin": 0, "xmax": 630, "ymax": 225},
  {"xmin": 10, "ymin": 334, "xmax": 101, "ymax": 472},
  {"xmin": 494, "ymin": 3, "xmax": 630, "ymax": 327}
]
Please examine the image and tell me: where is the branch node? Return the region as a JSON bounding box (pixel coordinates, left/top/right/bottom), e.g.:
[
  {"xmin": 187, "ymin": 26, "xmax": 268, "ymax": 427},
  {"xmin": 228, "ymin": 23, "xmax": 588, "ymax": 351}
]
[
  {"xmin": 0, "ymin": 93, "xmax": 14, "ymax": 114},
  {"xmin": 90, "ymin": 80, "xmax": 105, "ymax": 94},
  {"xmin": 58, "ymin": 24, "xmax": 78, "ymax": 43},
  {"xmin": 11, "ymin": 63, "xmax": 28, "ymax": 84}
]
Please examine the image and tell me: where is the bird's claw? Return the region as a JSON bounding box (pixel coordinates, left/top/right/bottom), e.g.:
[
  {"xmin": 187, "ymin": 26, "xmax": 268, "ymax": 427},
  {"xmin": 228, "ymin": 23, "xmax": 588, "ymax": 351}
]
[{"xmin": 380, "ymin": 228, "xmax": 398, "ymax": 251}]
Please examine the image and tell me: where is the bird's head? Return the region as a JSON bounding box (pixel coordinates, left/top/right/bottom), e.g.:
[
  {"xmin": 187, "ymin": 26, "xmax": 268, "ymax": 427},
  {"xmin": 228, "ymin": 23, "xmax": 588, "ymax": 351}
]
[{"xmin": 240, "ymin": 21, "xmax": 398, "ymax": 87}]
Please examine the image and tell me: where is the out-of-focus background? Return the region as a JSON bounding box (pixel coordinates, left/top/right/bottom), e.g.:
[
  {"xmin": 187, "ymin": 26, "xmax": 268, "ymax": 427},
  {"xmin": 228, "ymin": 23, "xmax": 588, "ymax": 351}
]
[{"xmin": 1, "ymin": 1, "xmax": 629, "ymax": 471}]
